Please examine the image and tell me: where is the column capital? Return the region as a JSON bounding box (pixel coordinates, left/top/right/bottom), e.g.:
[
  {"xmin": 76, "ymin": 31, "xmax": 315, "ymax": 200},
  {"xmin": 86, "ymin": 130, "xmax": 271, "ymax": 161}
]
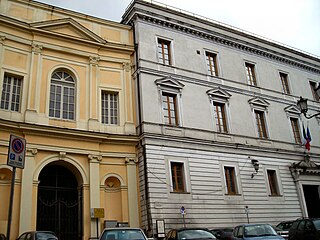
[
  {"xmin": 89, "ymin": 56, "xmax": 100, "ymax": 66},
  {"xmin": 123, "ymin": 62, "xmax": 131, "ymax": 72},
  {"xmin": 32, "ymin": 43, "xmax": 43, "ymax": 54},
  {"xmin": 88, "ymin": 154, "xmax": 102, "ymax": 162},
  {"xmin": 125, "ymin": 157, "xmax": 138, "ymax": 164},
  {"xmin": 26, "ymin": 148, "xmax": 38, "ymax": 156},
  {"xmin": 0, "ymin": 36, "xmax": 5, "ymax": 45}
]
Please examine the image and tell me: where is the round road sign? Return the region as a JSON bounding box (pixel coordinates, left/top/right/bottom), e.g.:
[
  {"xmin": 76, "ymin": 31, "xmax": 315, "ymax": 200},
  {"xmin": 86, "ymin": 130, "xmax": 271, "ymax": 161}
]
[{"xmin": 12, "ymin": 138, "xmax": 24, "ymax": 154}]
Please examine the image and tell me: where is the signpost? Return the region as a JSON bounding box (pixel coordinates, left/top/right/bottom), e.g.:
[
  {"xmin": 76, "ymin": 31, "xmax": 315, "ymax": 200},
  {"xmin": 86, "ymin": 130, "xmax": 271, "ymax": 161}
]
[
  {"xmin": 180, "ymin": 206, "xmax": 186, "ymax": 227},
  {"xmin": 6, "ymin": 135, "xmax": 26, "ymax": 240},
  {"xmin": 245, "ymin": 206, "xmax": 250, "ymax": 223}
]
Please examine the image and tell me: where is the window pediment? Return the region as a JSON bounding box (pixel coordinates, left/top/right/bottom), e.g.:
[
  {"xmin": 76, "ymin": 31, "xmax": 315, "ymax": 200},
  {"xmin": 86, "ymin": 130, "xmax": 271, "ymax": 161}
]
[
  {"xmin": 248, "ymin": 97, "xmax": 269, "ymax": 109},
  {"xmin": 206, "ymin": 87, "xmax": 231, "ymax": 100},
  {"xmin": 30, "ymin": 18, "xmax": 106, "ymax": 43},
  {"xmin": 284, "ymin": 105, "xmax": 301, "ymax": 116},
  {"xmin": 155, "ymin": 76, "xmax": 184, "ymax": 92}
]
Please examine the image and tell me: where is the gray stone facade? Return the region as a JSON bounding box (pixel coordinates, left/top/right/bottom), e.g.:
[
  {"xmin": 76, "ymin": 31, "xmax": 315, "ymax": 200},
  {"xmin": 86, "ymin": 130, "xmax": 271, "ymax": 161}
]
[{"xmin": 122, "ymin": 0, "xmax": 320, "ymax": 236}]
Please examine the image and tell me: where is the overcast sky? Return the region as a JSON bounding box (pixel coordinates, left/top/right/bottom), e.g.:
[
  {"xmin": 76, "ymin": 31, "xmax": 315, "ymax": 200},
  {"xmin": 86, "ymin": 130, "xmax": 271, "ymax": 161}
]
[{"xmin": 36, "ymin": 0, "xmax": 320, "ymax": 57}]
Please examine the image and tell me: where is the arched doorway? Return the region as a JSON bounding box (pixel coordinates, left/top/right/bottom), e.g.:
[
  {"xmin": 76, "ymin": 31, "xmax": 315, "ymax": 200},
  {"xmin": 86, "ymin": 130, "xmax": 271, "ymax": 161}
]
[{"xmin": 37, "ymin": 164, "xmax": 83, "ymax": 240}]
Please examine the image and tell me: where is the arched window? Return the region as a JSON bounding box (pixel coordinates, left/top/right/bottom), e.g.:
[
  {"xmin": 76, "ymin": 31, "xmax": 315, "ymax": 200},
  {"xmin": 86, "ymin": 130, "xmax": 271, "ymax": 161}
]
[{"xmin": 49, "ymin": 69, "xmax": 75, "ymax": 120}]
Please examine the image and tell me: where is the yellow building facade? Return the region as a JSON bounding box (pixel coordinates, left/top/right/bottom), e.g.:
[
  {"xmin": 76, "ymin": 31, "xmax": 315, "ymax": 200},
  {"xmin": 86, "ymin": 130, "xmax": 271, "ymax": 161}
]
[{"xmin": 0, "ymin": 0, "xmax": 139, "ymax": 240}]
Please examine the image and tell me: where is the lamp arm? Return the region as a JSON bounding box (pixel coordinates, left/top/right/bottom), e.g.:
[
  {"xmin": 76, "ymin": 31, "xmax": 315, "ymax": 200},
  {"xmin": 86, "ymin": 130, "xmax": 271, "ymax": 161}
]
[{"xmin": 303, "ymin": 111, "xmax": 320, "ymax": 119}]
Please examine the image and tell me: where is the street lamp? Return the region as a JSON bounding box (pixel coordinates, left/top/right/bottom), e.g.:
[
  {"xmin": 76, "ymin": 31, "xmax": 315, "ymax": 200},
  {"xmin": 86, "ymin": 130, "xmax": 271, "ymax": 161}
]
[{"xmin": 297, "ymin": 96, "xmax": 320, "ymax": 119}]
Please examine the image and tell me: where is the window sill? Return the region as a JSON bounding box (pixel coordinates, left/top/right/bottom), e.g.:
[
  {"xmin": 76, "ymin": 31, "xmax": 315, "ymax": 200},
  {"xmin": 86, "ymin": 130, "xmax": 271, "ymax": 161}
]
[
  {"xmin": 170, "ymin": 191, "xmax": 190, "ymax": 194},
  {"xmin": 225, "ymin": 193, "xmax": 242, "ymax": 196}
]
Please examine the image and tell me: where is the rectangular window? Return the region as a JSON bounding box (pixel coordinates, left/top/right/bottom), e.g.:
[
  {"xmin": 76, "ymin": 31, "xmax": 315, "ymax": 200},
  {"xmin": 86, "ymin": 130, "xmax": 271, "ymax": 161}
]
[
  {"xmin": 245, "ymin": 62, "xmax": 257, "ymax": 86},
  {"xmin": 255, "ymin": 110, "xmax": 268, "ymax": 139},
  {"xmin": 213, "ymin": 102, "xmax": 228, "ymax": 133},
  {"xmin": 162, "ymin": 92, "xmax": 178, "ymax": 126},
  {"xmin": 158, "ymin": 39, "xmax": 171, "ymax": 65},
  {"xmin": 224, "ymin": 166, "xmax": 237, "ymax": 195},
  {"xmin": 206, "ymin": 52, "xmax": 218, "ymax": 76},
  {"xmin": 1, "ymin": 73, "xmax": 22, "ymax": 112},
  {"xmin": 101, "ymin": 91, "xmax": 118, "ymax": 125},
  {"xmin": 267, "ymin": 170, "xmax": 280, "ymax": 196},
  {"xmin": 290, "ymin": 118, "xmax": 301, "ymax": 144},
  {"xmin": 280, "ymin": 72, "xmax": 290, "ymax": 94},
  {"xmin": 171, "ymin": 162, "xmax": 185, "ymax": 192},
  {"xmin": 310, "ymin": 81, "xmax": 319, "ymax": 101}
]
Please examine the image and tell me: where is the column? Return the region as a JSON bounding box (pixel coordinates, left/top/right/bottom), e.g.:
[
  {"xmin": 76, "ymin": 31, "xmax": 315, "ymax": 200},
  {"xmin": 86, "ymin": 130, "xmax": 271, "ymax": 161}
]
[{"xmin": 125, "ymin": 157, "xmax": 139, "ymax": 227}]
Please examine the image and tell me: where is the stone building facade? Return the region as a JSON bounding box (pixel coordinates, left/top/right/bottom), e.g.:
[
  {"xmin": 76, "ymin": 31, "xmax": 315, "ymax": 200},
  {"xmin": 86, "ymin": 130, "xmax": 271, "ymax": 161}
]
[{"xmin": 122, "ymin": 0, "xmax": 320, "ymax": 236}]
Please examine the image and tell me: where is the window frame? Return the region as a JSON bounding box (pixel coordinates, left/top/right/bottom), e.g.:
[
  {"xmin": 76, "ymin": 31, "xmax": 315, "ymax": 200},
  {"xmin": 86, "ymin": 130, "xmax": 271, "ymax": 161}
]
[
  {"xmin": 254, "ymin": 109, "xmax": 268, "ymax": 139},
  {"xmin": 279, "ymin": 72, "xmax": 290, "ymax": 94},
  {"xmin": 205, "ymin": 51, "xmax": 219, "ymax": 76},
  {"xmin": 265, "ymin": 167, "xmax": 283, "ymax": 197},
  {"xmin": 267, "ymin": 169, "xmax": 280, "ymax": 196},
  {"xmin": 168, "ymin": 159, "xmax": 189, "ymax": 193},
  {"xmin": 162, "ymin": 92, "xmax": 179, "ymax": 126},
  {"xmin": 309, "ymin": 81, "xmax": 319, "ymax": 101},
  {"xmin": 49, "ymin": 69, "xmax": 76, "ymax": 120},
  {"xmin": 245, "ymin": 62, "xmax": 257, "ymax": 86},
  {"xmin": 213, "ymin": 102, "xmax": 228, "ymax": 133},
  {"xmin": 170, "ymin": 161, "xmax": 185, "ymax": 193},
  {"xmin": 221, "ymin": 163, "xmax": 241, "ymax": 196},
  {"xmin": 101, "ymin": 90, "xmax": 119, "ymax": 125},
  {"xmin": 1, "ymin": 73, "xmax": 23, "ymax": 112},
  {"xmin": 224, "ymin": 166, "xmax": 238, "ymax": 195},
  {"xmin": 290, "ymin": 117, "xmax": 302, "ymax": 144},
  {"xmin": 157, "ymin": 38, "xmax": 172, "ymax": 65}
]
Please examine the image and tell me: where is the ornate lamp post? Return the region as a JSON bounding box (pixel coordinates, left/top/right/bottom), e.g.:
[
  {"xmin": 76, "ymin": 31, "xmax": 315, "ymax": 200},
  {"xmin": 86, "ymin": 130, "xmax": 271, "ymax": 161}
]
[{"xmin": 297, "ymin": 96, "xmax": 320, "ymax": 119}]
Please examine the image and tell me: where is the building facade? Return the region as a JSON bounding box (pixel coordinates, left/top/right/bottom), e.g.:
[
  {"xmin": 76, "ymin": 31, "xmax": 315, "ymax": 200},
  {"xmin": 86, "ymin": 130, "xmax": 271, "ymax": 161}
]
[
  {"xmin": 0, "ymin": 0, "xmax": 139, "ymax": 240},
  {"xmin": 122, "ymin": 0, "xmax": 320, "ymax": 236}
]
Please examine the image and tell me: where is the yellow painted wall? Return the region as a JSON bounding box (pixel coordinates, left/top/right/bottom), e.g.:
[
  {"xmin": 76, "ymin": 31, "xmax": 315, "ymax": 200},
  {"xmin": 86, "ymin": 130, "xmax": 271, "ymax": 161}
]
[{"xmin": 0, "ymin": 1, "xmax": 139, "ymax": 240}]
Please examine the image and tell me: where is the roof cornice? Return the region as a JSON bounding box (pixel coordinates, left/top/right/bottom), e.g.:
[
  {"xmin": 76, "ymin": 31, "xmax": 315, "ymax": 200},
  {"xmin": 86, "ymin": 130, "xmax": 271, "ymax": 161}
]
[{"xmin": 132, "ymin": 13, "xmax": 320, "ymax": 74}]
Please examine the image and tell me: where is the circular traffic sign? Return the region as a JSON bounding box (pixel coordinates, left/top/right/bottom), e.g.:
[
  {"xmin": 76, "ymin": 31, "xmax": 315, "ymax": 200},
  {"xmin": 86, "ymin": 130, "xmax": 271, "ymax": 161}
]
[{"xmin": 12, "ymin": 138, "xmax": 24, "ymax": 154}]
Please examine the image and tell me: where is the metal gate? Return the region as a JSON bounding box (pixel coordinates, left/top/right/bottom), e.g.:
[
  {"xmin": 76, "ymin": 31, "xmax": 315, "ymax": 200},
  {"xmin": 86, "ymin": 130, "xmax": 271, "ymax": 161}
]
[{"xmin": 37, "ymin": 165, "xmax": 83, "ymax": 240}]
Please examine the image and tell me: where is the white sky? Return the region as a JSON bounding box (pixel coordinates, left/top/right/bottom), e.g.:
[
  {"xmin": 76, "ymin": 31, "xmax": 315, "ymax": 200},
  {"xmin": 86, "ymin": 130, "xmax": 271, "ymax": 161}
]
[{"xmin": 36, "ymin": 0, "xmax": 320, "ymax": 57}]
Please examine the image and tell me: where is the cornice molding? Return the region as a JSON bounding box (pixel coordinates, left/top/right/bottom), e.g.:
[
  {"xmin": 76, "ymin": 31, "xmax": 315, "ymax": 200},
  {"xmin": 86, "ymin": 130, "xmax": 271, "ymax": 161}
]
[{"xmin": 132, "ymin": 13, "xmax": 320, "ymax": 74}]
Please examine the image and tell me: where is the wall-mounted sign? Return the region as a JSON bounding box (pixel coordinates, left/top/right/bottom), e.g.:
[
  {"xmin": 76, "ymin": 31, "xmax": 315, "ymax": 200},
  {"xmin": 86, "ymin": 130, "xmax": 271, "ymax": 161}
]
[{"xmin": 90, "ymin": 208, "xmax": 105, "ymax": 218}]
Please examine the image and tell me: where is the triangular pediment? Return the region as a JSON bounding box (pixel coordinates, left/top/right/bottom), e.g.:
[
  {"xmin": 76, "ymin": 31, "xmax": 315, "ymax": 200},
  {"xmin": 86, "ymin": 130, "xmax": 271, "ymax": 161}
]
[
  {"xmin": 30, "ymin": 18, "xmax": 105, "ymax": 43},
  {"xmin": 206, "ymin": 87, "xmax": 231, "ymax": 99},
  {"xmin": 284, "ymin": 105, "xmax": 301, "ymax": 115},
  {"xmin": 155, "ymin": 76, "xmax": 184, "ymax": 90},
  {"xmin": 248, "ymin": 97, "xmax": 269, "ymax": 107}
]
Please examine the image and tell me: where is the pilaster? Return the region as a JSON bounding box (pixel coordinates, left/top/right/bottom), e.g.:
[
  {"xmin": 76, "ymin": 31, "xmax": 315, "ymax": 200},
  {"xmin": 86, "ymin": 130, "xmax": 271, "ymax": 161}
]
[
  {"xmin": 19, "ymin": 148, "xmax": 37, "ymax": 233},
  {"xmin": 25, "ymin": 43, "xmax": 43, "ymax": 123},
  {"xmin": 125, "ymin": 157, "xmax": 139, "ymax": 227},
  {"xmin": 88, "ymin": 56, "xmax": 100, "ymax": 131},
  {"xmin": 88, "ymin": 154, "xmax": 102, "ymax": 237}
]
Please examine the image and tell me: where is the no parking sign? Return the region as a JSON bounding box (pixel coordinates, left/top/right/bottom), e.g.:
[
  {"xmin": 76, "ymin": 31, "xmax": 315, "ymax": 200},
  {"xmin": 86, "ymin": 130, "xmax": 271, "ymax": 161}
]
[{"xmin": 7, "ymin": 135, "xmax": 26, "ymax": 169}]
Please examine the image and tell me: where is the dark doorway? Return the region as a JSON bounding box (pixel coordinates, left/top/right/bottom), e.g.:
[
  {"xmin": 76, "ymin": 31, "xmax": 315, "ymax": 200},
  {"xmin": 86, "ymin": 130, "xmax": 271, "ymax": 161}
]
[
  {"xmin": 37, "ymin": 164, "xmax": 83, "ymax": 240},
  {"xmin": 303, "ymin": 184, "xmax": 320, "ymax": 218}
]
